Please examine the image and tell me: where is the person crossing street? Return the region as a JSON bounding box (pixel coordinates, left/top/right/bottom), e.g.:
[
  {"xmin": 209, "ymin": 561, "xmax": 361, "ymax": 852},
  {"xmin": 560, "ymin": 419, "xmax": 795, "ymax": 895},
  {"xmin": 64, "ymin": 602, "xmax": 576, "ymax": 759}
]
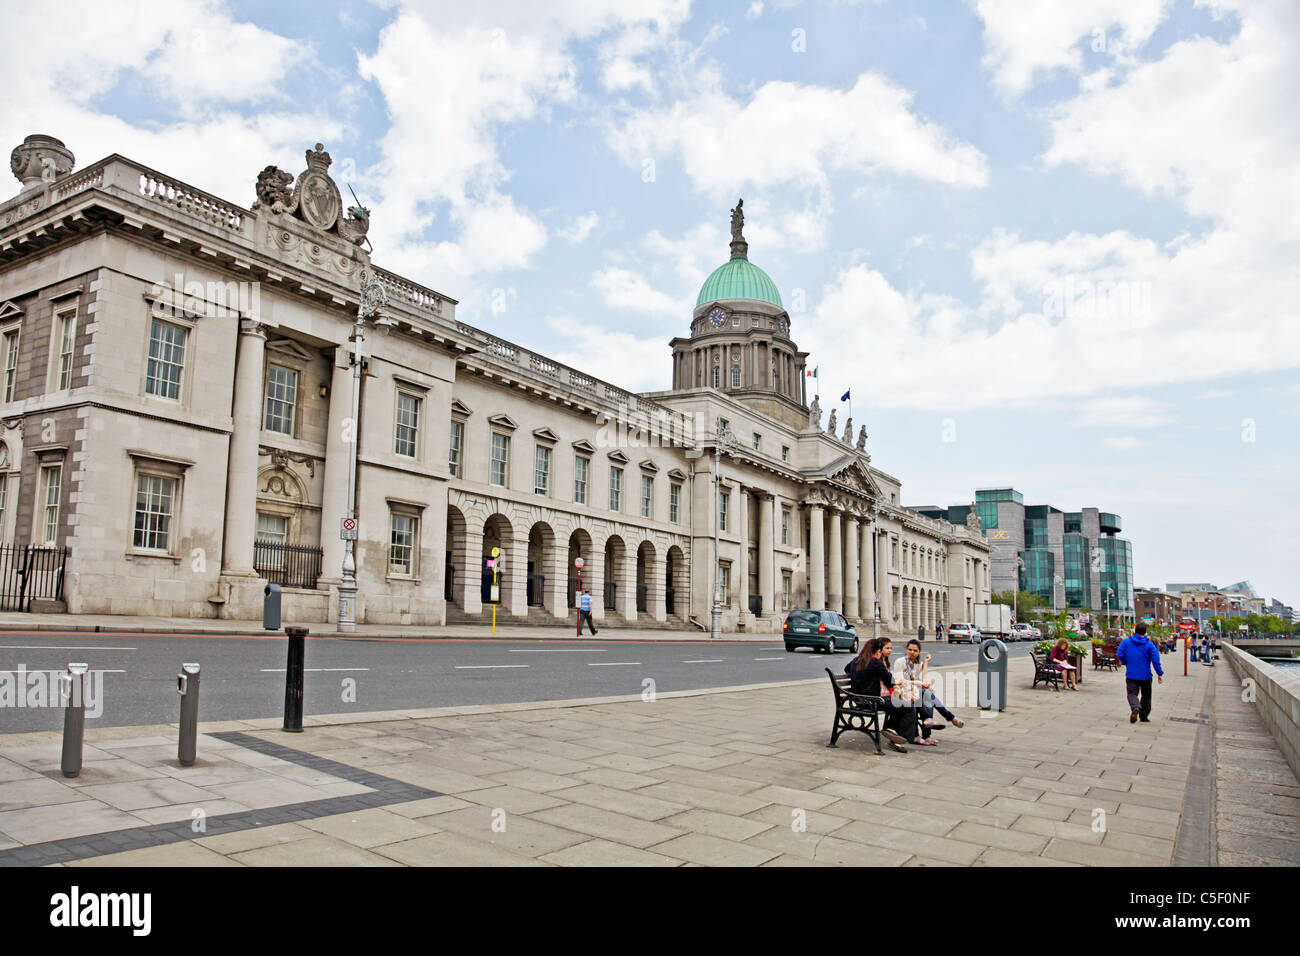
[
  {"xmin": 578, "ymin": 589, "xmax": 598, "ymax": 635},
  {"xmin": 1117, "ymin": 620, "xmax": 1164, "ymax": 723}
]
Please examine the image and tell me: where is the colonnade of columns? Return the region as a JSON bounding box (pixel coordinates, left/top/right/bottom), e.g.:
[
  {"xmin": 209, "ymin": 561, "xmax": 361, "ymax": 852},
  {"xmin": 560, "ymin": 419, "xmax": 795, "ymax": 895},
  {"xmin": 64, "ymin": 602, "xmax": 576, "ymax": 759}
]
[{"xmin": 806, "ymin": 504, "xmax": 879, "ymax": 624}]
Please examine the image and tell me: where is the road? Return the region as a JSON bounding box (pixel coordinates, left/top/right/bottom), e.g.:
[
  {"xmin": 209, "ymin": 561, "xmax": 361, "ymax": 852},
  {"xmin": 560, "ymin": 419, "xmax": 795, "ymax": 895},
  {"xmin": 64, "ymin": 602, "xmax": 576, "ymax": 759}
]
[{"xmin": 0, "ymin": 630, "xmax": 1040, "ymax": 731}]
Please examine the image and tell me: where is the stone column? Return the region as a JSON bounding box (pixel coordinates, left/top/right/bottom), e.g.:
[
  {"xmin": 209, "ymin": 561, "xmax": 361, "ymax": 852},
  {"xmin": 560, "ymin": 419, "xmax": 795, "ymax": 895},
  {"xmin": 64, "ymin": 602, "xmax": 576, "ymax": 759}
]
[
  {"xmin": 827, "ymin": 510, "xmax": 843, "ymax": 613},
  {"xmin": 758, "ymin": 493, "xmax": 774, "ymax": 617},
  {"xmin": 459, "ymin": 526, "xmax": 484, "ymax": 615},
  {"xmin": 318, "ymin": 352, "xmax": 353, "ymax": 587},
  {"xmin": 588, "ymin": 547, "xmax": 606, "ymax": 622},
  {"xmin": 737, "ymin": 488, "xmax": 749, "ymax": 620},
  {"xmin": 844, "ymin": 516, "xmax": 860, "ymax": 619},
  {"xmin": 860, "ymin": 520, "xmax": 874, "ymax": 622},
  {"xmin": 545, "ymin": 536, "xmax": 567, "ymax": 620},
  {"xmin": 221, "ymin": 319, "xmax": 266, "ymax": 577},
  {"xmin": 808, "ymin": 504, "xmax": 825, "ymax": 610},
  {"xmin": 649, "ymin": 553, "xmax": 667, "ymax": 622},
  {"xmin": 506, "ymin": 533, "xmax": 529, "ymax": 618},
  {"xmin": 618, "ymin": 543, "xmax": 637, "ymax": 622},
  {"xmin": 877, "ymin": 531, "xmax": 891, "ymax": 628}
]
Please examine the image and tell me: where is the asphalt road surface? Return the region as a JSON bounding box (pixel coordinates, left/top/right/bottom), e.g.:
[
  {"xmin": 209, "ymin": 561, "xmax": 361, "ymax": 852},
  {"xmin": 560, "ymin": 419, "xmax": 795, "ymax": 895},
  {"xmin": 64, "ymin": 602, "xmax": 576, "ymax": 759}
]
[{"xmin": 0, "ymin": 630, "xmax": 1040, "ymax": 731}]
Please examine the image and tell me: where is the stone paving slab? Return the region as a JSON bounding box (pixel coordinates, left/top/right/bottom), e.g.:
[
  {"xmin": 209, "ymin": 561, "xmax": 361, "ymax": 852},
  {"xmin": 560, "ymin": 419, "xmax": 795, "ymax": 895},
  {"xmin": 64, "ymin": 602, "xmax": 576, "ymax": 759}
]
[{"xmin": 2, "ymin": 653, "xmax": 1298, "ymax": 866}]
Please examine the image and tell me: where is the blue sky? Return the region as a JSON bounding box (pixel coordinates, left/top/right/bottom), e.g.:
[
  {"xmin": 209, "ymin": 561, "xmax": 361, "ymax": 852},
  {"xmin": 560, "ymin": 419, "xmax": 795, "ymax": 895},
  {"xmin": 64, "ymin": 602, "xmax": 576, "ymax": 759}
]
[{"xmin": 3, "ymin": 0, "xmax": 1296, "ymax": 605}]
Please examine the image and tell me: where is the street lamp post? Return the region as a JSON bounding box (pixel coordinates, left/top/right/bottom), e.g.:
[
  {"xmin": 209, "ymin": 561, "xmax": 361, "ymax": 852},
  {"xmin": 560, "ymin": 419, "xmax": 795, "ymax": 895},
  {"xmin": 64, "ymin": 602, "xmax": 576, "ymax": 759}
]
[
  {"xmin": 711, "ymin": 420, "xmax": 736, "ymax": 640},
  {"xmin": 337, "ymin": 267, "xmax": 392, "ymax": 633},
  {"xmin": 1105, "ymin": 587, "xmax": 1115, "ymax": 634},
  {"xmin": 1014, "ymin": 556, "xmax": 1024, "ymax": 623}
]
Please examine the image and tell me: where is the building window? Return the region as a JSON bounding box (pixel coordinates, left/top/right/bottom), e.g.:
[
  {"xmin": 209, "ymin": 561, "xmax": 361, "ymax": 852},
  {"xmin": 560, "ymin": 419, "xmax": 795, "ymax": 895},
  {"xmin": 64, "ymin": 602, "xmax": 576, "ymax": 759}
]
[
  {"xmin": 641, "ymin": 474, "xmax": 653, "ymax": 518},
  {"xmin": 718, "ymin": 417, "xmax": 729, "ymax": 433},
  {"xmin": 264, "ymin": 364, "xmax": 298, "ymax": 435},
  {"xmin": 669, "ymin": 483, "xmax": 681, "ymax": 523},
  {"xmin": 145, "ymin": 319, "xmax": 187, "ymax": 400},
  {"xmin": 574, "ymin": 455, "xmax": 589, "ymax": 504},
  {"xmin": 782, "ymin": 572, "xmax": 792, "ymax": 610},
  {"xmin": 490, "ymin": 433, "xmax": 510, "ymax": 486},
  {"xmin": 448, "ymin": 420, "xmax": 463, "ymax": 477},
  {"xmin": 609, "ymin": 466, "xmax": 623, "ymax": 511},
  {"xmin": 719, "ymin": 561, "xmax": 732, "ymax": 605},
  {"xmin": 719, "ymin": 491, "xmax": 729, "ymax": 531},
  {"xmin": 0, "ymin": 473, "xmax": 6, "ymax": 541},
  {"xmin": 132, "ymin": 473, "xmax": 176, "ymax": 552},
  {"xmin": 55, "ymin": 310, "xmax": 76, "ymax": 390},
  {"xmin": 534, "ymin": 445, "xmax": 551, "ymax": 496},
  {"xmin": 3, "ymin": 328, "xmax": 19, "ymax": 402},
  {"xmin": 39, "ymin": 464, "xmax": 61, "ymax": 546},
  {"xmin": 731, "ymin": 316, "xmax": 740, "ymax": 327},
  {"xmin": 781, "ymin": 445, "xmax": 789, "ymax": 462},
  {"xmin": 752, "ymin": 432, "xmax": 761, "ymax": 451},
  {"xmin": 712, "ymin": 367, "xmax": 720, "ymax": 389},
  {"xmin": 389, "ymin": 513, "xmax": 417, "ymax": 576},
  {"xmin": 394, "ymin": 391, "xmax": 421, "ymax": 458},
  {"xmin": 781, "ymin": 507, "xmax": 790, "ymax": 545},
  {"xmin": 732, "ymin": 366, "xmax": 741, "ymax": 388}
]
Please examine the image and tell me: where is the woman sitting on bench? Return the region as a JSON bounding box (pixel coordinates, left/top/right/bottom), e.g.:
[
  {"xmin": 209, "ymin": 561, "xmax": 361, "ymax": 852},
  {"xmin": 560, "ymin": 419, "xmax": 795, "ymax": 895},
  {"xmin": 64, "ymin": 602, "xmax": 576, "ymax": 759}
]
[
  {"xmin": 1050, "ymin": 637, "xmax": 1078, "ymax": 690},
  {"xmin": 845, "ymin": 638, "xmax": 915, "ymax": 753}
]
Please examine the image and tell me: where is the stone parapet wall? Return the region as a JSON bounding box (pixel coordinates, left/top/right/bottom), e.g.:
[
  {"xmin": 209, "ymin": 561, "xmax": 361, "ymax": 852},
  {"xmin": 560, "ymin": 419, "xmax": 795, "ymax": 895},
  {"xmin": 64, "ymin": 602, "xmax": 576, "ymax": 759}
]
[{"xmin": 1222, "ymin": 642, "xmax": 1300, "ymax": 783}]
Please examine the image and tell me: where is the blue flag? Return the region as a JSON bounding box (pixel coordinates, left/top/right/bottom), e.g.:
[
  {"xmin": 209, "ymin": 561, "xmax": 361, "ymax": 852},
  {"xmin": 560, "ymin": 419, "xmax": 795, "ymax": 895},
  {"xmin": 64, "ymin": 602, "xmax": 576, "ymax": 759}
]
[{"xmin": 841, "ymin": 389, "xmax": 850, "ymax": 402}]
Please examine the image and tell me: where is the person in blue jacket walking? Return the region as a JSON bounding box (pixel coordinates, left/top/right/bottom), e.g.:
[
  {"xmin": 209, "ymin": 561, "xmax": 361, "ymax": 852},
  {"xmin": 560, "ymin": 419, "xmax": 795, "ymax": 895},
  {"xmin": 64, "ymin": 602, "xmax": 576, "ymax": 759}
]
[{"xmin": 1117, "ymin": 620, "xmax": 1164, "ymax": 723}]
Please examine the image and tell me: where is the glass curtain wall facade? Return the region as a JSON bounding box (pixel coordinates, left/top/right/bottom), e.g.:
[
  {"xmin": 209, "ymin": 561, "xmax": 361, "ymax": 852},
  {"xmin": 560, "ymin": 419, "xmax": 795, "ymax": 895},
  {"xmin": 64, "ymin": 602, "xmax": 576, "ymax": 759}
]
[
  {"xmin": 1020, "ymin": 549, "xmax": 1054, "ymax": 603},
  {"xmin": 1099, "ymin": 537, "xmax": 1134, "ymax": 611},
  {"xmin": 1063, "ymin": 533, "xmax": 1092, "ymax": 609}
]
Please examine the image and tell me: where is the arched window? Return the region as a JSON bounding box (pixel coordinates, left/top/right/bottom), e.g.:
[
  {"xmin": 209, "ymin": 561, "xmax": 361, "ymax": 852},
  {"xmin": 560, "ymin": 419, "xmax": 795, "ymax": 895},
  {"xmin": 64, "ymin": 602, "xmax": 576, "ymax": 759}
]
[
  {"xmin": 731, "ymin": 366, "xmax": 741, "ymax": 388},
  {"xmin": 712, "ymin": 366, "xmax": 720, "ymax": 389}
]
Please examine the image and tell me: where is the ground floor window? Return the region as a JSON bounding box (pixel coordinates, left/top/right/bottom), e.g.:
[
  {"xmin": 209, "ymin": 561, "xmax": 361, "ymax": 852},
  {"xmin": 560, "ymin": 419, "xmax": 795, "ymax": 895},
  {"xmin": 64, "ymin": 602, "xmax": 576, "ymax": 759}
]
[
  {"xmin": 133, "ymin": 473, "xmax": 177, "ymax": 552},
  {"xmin": 389, "ymin": 512, "xmax": 418, "ymax": 576}
]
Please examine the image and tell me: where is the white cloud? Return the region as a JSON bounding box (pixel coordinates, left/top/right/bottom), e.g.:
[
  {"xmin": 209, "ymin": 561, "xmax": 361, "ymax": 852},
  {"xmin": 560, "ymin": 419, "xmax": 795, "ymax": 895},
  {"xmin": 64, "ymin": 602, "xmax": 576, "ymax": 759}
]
[
  {"xmin": 559, "ymin": 212, "xmax": 601, "ymax": 245},
  {"xmin": 591, "ymin": 267, "xmax": 685, "ymax": 316},
  {"xmin": 1102, "ymin": 436, "xmax": 1141, "ymax": 451},
  {"xmin": 547, "ymin": 315, "xmax": 669, "ymax": 392},
  {"xmin": 1073, "ymin": 397, "xmax": 1175, "ymax": 429},
  {"xmin": 746, "ymin": 2, "xmax": 764, "ymax": 19},
  {"xmin": 974, "ymin": 0, "xmax": 1171, "ymax": 97}
]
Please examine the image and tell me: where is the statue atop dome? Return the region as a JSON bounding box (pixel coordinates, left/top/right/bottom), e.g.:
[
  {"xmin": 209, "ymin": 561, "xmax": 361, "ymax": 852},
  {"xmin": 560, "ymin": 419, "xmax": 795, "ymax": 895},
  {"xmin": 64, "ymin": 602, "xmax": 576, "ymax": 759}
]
[{"xmin": 729, "ymin": 198, "xmax": 748, "ymax": 259}]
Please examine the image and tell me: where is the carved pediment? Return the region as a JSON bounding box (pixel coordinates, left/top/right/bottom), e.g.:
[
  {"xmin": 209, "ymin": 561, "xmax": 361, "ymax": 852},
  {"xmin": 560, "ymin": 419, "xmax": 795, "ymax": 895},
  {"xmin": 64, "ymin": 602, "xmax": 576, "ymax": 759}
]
[
  {"xmin": 608, "ymin": 450, "xmax": 629, "ymax": 464},
  {"xmin": 639, "ymin": 459, "xmax": 659, "ymax": 473},
  {"xmin": 266, "ymin": 338, "xmax": 316, "ymax": 364},
  {"xmin": 533, "ymin": 427, "xmax": 559, "ymax": 444},
  {"xmin": 488, "ymin": 414, "xmax": 517, "ymax": 430},
  {"xmin": 450, "ymin": 399, "xmax": 472, "ymax": 418},
  {"xmin": 572, "ymin": 439, "xmax": 595, "ymax": 454},
  {"xmin": 0, "ymin": 301, "xmax": 23, "ymax": 323},
  {"xmin": 667, "ymin": 468, "xmax": 687, "ymax": 481}
]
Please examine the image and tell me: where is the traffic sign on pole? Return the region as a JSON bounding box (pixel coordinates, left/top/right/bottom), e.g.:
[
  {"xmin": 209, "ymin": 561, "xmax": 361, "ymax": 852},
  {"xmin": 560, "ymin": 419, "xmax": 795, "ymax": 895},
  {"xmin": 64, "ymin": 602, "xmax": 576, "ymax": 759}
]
[{"xmin": 340, "ymin": 517, "xmax": 358, "ymax": 540}]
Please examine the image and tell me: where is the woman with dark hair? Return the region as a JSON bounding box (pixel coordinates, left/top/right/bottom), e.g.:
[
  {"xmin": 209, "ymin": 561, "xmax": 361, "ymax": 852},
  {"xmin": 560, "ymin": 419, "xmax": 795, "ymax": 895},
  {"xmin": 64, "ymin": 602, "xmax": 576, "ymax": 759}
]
[{"xmin": 844, "ymin": 637, "xmax": 914, "ymax": 752}]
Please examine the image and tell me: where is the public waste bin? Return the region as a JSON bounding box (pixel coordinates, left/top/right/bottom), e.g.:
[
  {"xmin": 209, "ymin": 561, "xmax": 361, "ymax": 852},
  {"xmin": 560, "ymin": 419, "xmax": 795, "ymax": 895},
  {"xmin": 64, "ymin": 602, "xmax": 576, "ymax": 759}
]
[
  {"xmin": 978, "ymin": 638, "xmax": 1008, "ymax": 711},
  {"xmin": 263, "ymin": 582, "xmax": 282, "ymax": 630}
]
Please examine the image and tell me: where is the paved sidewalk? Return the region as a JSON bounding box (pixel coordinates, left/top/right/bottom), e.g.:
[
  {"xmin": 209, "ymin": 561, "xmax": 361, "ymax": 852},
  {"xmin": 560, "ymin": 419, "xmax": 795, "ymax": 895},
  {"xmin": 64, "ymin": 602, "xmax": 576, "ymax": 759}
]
[
  {"xmin": 2, "ymin": 658, "xmax": 1296, "ymax": 866},
  {"xmin": 0, "ymin": 611, "xmax": 775, "ymax": 642}
]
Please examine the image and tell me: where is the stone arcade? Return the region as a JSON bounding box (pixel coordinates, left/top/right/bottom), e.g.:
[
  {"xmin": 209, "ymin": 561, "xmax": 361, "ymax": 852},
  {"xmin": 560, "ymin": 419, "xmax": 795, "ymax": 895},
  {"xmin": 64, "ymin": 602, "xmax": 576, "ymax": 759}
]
[{"xmin": 0, "ymin": 135, "xmax": 990, "ymax": 632}]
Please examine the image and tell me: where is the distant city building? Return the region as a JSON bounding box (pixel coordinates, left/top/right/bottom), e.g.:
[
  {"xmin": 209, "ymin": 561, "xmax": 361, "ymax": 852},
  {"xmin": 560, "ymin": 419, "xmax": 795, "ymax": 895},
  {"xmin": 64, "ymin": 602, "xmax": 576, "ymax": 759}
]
[
  {"xmin": 914, "ymin": 488, "xmax": 1134, "ymax": 617},
  {"xmin": 1135, "ymin": 587, "xmax": 1182, "ymax": 624}
]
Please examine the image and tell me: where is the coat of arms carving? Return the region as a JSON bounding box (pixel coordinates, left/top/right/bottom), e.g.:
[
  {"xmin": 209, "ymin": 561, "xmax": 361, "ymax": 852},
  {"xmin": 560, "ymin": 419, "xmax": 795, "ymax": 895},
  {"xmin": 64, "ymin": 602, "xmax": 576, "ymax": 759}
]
[{"xmin": 251, "ymin": 143, "xmax": 371, "ymax": 249}]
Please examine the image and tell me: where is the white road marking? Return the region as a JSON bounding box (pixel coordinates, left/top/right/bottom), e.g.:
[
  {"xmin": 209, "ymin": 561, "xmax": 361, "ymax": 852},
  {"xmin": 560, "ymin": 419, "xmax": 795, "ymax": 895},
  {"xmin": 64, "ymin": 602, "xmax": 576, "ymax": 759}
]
[
  {"xmin": 0, "ymin": 645, "xmax": 136, "ymax": 651},
  {"xmin": 587, "ymin": 662, "xmax": 641, "ymax": 667},
  {"xmin": 507, "ymin": 649, "xmax": 605, "ymax": 653},
  {"xmin": 753, "ymin": 657, "xmax": 784, "ymax": 661},
  {"xmin": 682, "ymin": 659, "xmax": 724, "ymax": 663},
  {"xmin": 455, "ymin": 664, "xmax": 530, "ymax": 669},
  {"xmin": 260, "ymin": 668, "xmax": 370, "ymax": 673},
  {"xmin": 0, "ymin": 668, "xmax": 126, "ymax": 674}
]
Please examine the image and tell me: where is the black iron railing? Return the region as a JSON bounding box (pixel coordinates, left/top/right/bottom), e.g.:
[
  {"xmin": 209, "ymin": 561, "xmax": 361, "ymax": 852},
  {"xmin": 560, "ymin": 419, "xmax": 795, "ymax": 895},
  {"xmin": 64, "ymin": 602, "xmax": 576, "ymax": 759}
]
[
  {"xmin": 604, "ymin": 582, "xmax": 616, "ymax": 612},
  {"xmin": 0, "ymin": 545, "xmax": 67, "ymax": 611},
  {"xmin": 254, "ymin": 539, "xmax": 322, "ymax": 590}
]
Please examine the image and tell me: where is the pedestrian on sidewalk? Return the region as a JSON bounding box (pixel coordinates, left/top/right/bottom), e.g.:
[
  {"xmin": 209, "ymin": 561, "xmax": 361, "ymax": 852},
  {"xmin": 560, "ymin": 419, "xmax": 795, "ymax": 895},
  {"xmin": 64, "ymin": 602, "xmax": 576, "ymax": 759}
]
[
  {"xmin": 578, "ymin": 589, "xmax": 598, "ymax": 635},
  {"xmin": 1117, "ymin": 620, "xmax": 1163, "ymax": 723},
  {"xmin": 845, "ymin": 638, "xmax": 916, "ymax": 753}
]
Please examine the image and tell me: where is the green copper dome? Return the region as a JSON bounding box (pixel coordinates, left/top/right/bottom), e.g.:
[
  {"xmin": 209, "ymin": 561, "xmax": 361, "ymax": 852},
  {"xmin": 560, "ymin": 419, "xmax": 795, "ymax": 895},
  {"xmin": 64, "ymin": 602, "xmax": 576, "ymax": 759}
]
[{"xmin": 696, "ymin": 256, "xmax": 782, "ymax": 308}]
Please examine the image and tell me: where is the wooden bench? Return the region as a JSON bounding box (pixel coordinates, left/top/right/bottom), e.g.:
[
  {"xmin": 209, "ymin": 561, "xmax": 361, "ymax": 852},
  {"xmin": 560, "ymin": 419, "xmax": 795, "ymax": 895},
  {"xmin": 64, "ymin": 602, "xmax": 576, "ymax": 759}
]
[
  {"xmin": 1094, "ymin": 651, "xmax": 1120, "ymax": 671},
  {"xmin": 1030, "ymin": 652, "xmax": 1063, "ymax": 691},
  {"xmin": 826, "ymin": 669, "xmax": 886, "ymax": 754}
]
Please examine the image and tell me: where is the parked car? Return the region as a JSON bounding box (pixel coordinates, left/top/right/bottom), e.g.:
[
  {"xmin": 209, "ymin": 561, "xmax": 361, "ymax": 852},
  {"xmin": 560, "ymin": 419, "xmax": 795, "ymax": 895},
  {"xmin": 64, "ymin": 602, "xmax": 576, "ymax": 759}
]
[
  {"xmin": 783, "ymin": 609, "xmax": 859, "ymax": 653},
  {"xmin": 1010, "ymin": 623, "xmax": 1036, "ymax": 641},
  {"xmin": 947, "ymin": 622, "xmax": 980, "ymax": 644}
]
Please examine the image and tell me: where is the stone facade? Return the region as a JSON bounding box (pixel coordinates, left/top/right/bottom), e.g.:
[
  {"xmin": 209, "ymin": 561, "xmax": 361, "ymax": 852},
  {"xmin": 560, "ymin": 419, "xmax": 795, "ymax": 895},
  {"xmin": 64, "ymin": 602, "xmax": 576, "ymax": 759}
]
[{"xmin": 0, "ymin": 136, "xmax": 991, "ymax": 631}]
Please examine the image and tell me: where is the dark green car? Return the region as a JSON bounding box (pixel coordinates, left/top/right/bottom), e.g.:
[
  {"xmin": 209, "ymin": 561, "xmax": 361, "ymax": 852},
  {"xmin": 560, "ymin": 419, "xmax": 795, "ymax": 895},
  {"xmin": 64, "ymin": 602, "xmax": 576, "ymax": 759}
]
[{"xmin": 783, "ymin": 609, "xmax": 859, "ymax": 653}]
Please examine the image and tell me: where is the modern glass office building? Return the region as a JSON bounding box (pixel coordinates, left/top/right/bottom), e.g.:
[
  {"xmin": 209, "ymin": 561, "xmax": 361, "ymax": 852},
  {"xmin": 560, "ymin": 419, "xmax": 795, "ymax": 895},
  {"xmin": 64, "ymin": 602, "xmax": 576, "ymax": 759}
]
[{"xmin": 915, "ymin": 487, "xmax": 1135, "ymax": 617}]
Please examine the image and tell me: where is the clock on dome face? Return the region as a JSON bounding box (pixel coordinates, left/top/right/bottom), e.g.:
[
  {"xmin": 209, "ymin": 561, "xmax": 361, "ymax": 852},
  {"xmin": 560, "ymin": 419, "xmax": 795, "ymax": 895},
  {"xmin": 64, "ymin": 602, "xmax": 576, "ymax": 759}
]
[
  {"xmin": 778, "ymin": 315, "xmax": 789, "ymax": 333},
  {"xmin": 708, "ymin": 307, "xmax": 727, "ymax": 328}
]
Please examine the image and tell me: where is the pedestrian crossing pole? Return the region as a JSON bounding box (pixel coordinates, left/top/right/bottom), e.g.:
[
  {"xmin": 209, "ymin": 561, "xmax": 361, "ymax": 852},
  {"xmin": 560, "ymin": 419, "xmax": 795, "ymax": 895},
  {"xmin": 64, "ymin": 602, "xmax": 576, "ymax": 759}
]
[{"xmin": 490, "ymin": 546, "xmax": 501, "ymax": 637}]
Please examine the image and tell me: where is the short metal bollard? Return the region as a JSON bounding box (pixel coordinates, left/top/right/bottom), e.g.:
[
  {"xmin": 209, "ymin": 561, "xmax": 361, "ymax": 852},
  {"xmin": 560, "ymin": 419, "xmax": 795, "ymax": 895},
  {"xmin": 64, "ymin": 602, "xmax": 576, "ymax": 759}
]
[
  {"xmin": 177, "ymin": 663, "xmax": 201, "ymax": 766},
  {"xmin": 283, "ymin": 626, "xmax": 308, "ymax": 733},
  {"xmin": 59, "ymin": 663, "xmax": 90, "ymax": 778}
]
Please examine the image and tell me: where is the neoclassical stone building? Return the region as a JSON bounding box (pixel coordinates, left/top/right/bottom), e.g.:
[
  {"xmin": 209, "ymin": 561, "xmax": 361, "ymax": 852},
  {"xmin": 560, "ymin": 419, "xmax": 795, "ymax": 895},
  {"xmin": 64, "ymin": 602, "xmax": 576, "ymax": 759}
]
[{"xmin": 0, "ymin": 134, "xmax": 990, "ymax": 632}]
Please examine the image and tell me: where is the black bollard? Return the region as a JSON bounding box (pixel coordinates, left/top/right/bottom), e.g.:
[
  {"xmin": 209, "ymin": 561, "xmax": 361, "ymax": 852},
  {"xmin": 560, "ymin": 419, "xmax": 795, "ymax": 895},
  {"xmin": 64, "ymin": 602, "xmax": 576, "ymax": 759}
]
[
  {"xmin": 177, "ymin": 663, "xmax": 201, "ymax": 766},
  {"xmin": 283, "ymin": 626, "xmax": 308, "ymax": 732},
  {"xmin": 60, "ymin": 663, "xmax": 90, "ymax": 778}
]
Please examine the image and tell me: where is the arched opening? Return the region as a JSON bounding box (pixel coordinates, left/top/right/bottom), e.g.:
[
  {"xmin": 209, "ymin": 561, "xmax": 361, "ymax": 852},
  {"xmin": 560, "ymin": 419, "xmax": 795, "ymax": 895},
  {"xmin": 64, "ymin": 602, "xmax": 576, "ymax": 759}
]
[
  {"xmin": 482, "ymin": 513, "xmax": 513, "ymax": 607},
  {"xmin": 666, "ymin": 545, "xmax": 684, "ymax": 618},
  {"xmin": 568, "ymin": 528, "xmax": 593, "ymax": 609},
  {"xmin": 445, "ymin": 505, "xmax": 466, "ymax": 606},
  {"xmin": 636, "ymin": 540, "xmax": 654, "ymax": 614},
  {"xmin": 526, "ymin": 521, "xmax": 555, "ymax": 608},
  {"xmin": 604, "ymin": 535, "xmax": 626, "ymax": 613}
]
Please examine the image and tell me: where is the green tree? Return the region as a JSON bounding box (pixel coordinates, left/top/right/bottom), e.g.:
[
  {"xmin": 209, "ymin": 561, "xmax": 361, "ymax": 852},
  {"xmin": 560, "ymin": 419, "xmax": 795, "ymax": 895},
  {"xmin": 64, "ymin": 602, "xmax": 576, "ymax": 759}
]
[{"xmin": 990, "ymin": 589, "xmax": 1047, "ymax": 620}]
